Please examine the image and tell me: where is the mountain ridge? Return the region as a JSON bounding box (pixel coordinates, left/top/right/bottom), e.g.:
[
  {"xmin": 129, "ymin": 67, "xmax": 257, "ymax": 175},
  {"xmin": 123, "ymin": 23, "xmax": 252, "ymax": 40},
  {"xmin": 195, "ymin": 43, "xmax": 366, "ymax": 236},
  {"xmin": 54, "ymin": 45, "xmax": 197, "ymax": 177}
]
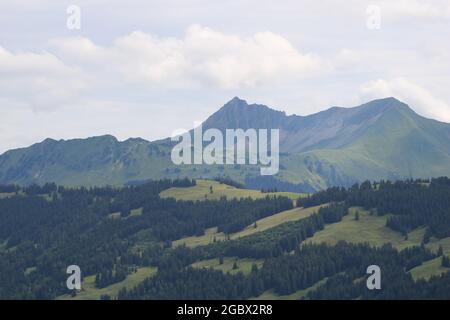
[{"xmin": 1, "ymin": 97, "xmax": 450, "ymax": 191}]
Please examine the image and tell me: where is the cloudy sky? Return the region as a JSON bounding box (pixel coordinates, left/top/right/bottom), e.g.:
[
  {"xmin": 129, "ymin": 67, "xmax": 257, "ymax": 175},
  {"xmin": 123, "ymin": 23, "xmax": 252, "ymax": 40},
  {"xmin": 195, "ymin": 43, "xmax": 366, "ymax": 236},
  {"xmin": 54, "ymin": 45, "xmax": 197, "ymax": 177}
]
[{"xmin": 1, "ymin": 0, "xmax": 450, "ymax": 153}]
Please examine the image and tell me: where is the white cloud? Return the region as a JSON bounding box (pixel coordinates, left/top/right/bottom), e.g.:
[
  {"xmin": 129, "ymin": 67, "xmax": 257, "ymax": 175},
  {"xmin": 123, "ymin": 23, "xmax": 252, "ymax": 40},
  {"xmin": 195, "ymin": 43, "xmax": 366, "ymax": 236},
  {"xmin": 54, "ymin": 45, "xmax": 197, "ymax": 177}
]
[
  {"xmin": 0, "ymin": 25, "xmax": 330, "ymax": 152},
  {"xmin": 1, "ymin": 2, "xmax": 450, "ymax": 153},
  {"xmin": 1, "ymin": 25, "xmax": 326, "ymax": 118},
  {"xmin": 50, "ymin": 25, "xmax": 326, "ymax": 89},
  {"xmin": 0, "ymin": 46, "xmax": 88, "ymax": 112},
  {"xmin": 379, "ymin": 0, "xmax": 450, "ymax": 19},
  {"xmin": 360, "ymin": 78, "xmax": 450, "ymax": 122}
]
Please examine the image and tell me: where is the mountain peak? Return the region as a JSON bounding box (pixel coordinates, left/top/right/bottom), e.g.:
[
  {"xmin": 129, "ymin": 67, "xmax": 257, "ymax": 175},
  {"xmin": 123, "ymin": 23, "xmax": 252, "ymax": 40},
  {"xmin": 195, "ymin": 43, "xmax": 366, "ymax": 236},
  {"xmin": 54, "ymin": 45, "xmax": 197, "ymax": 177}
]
[
  {"xmin": 90, "ymin": 134, "xmax": 118, "ymax": 142},
  {"xmin": 229, "ymin": 96, "xmax": 247, "ymax": 104},
  {"xmin": 1, "ymin": 97, "xmax": 450, "ymax": 188},
  {"xmin": 377, "ymin": 96, "xmax": 403, "ymax": 104},
  {"xmin": 350, "ymin": 97, "xmax": 415, "ymax": 119},
  {"xmin": 203, "ymin": 98, "xmax": 286, "ymax": 130},
  {"xmin": 363, "ymin": 96, "xmax": 409, "ymax": 109},
  {"xmin": 220, "ymin": 96, "xmax": 249, "ymax": 110},
  {"xmin": 42, "ymin": 138, "xmax": 57, "ymax": 144}
]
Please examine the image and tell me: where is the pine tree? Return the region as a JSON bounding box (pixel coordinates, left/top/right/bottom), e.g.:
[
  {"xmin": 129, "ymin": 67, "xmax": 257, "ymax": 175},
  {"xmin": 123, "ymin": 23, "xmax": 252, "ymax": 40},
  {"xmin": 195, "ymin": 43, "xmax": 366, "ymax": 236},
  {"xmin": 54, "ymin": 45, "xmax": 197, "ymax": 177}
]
[
  {"xmin": 442, "ymin": 255, "xmax": 450, "ymax": 268},
  {"xmin": 422, "ymin": 229, "xmax": 431, "ymax": 245},
  {"xmin": 117, "ymin": 287, "xmax": 127, "ymax": 300},
  {"xmin": 121, "ymin": 208, "xmax": 131, "ymax": 218},
  {"xmin": 437, "ymin": 245, "xmax": 444, "ymax": 256}
]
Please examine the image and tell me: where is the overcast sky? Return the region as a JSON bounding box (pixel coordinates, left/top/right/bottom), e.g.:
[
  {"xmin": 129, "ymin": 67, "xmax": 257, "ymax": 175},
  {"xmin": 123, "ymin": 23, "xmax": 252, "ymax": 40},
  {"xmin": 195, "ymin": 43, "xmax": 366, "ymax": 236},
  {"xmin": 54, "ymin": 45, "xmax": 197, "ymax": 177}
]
[{"xmin": 1, "ymin": 0, "xmax": 450, "ymax": 153}]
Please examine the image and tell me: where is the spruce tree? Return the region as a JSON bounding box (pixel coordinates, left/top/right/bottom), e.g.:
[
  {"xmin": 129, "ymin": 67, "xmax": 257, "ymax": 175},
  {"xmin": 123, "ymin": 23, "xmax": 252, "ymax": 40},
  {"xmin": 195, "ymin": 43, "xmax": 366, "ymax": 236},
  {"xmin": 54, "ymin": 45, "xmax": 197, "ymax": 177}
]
[
  {"xmin": 442, "ymin": 255, "xmax": 450, "ymax": 268},
  {"xmin": 437, "ymin": 245, "xmax": 444, "ymax": 256}
]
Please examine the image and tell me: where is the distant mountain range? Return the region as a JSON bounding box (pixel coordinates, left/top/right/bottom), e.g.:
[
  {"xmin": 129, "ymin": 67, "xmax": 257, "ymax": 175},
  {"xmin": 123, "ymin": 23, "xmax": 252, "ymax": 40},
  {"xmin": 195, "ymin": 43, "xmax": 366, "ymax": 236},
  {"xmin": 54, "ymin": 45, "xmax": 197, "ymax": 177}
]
[{"xmin": 1, "ymin": 97, "xmax": 450, "ymax": 192}]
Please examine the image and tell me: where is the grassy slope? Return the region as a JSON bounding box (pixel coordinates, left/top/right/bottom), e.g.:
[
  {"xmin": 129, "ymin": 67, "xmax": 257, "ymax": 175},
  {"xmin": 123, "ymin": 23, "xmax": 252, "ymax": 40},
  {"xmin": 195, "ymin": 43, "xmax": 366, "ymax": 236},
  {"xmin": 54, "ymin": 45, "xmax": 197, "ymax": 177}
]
[
  {"xmin": 286, "ymin": 107, "xmax": 450, "ymax": 187},
  {"xmin": 0, "ymin": 192, "xmax": 16, "ymax": 199},
  {"xmin": 306, "ymin": 208, "xmax": 406, "ymax": 247},
  {"xmin": 252, "ymin": 207, "xmax": 450, "ymax": 299},
  {"xmin": 160, "ymin": 179, "xmax": 305, "ymax": 202},
  {"xmin": 250, "ymin": 278, "xmax": 328, "ymax": 300},
  {"xmin": 56, "ymin": 181, "xmax": 307, "ymax": 300},
  {"xmin": 166, "ymin": 179, "xmax": 310, "ymax": 247},
  {"xmin": 305, "ymin": 208, "xmax": 450, "ymax": 253},
  {"xmin": 172, "ymin": 204, "xmax": 324, "ymax": 248},
  {"xmin": 409, "ymin": 237, "xmax": 450, "ymax": 280},
  {"xmin": 191, "ymin": 257, "xmax": 264, "ymax": 276},
  {"xmin": 305, "ymin": 207, "xmax": 450, "ymax": 281},
  {"xmin": 57, "ymin": 266, "xmax": 157, "ymax": 300},
  {"xmin": 56, "ymin": 176, "xmax": 450, "ymax": 300},
  {"xmin": 108, "ymin": 207, "xmax": 143, "ymax": 220},
  {"xmin": 409, "ymin": 257, "xmax": 449, "ymax": 280}
]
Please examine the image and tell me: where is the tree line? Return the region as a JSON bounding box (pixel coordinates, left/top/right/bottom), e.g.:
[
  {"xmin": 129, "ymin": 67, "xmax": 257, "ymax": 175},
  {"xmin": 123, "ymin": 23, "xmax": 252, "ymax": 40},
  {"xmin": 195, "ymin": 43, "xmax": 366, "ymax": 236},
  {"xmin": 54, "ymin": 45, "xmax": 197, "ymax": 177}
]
[{"xmin": 298, "ymin": 178, "xmax": 450, "ymax": 239}]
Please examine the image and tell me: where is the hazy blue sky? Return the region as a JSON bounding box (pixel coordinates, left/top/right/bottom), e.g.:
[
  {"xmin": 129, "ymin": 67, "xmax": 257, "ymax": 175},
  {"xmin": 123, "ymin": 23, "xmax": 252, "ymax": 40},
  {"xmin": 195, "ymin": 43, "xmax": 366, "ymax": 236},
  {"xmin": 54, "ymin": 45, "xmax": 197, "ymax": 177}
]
[{"xmin": 1, "ymin": 0, "xmax": 450, "ymax": 152}]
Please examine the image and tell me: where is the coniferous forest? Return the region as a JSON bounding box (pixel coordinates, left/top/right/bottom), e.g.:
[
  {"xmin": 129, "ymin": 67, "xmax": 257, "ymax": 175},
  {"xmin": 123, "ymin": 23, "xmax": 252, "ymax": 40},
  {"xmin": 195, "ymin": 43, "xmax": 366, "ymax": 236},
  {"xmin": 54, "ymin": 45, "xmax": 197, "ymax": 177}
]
[{"xmin": 0, "ymin": 177, "xmax": 450, "ymax": 299}]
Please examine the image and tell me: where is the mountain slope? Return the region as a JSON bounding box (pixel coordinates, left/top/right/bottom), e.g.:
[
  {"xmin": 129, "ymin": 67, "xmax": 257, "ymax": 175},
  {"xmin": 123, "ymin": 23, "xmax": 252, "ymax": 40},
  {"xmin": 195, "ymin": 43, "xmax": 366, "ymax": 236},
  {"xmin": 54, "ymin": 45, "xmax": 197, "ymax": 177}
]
[
  {"xmin": 0, "ymin": 135, "xmax": 173, "ymax": 186},
  {"xmin": 299, "ymin": 100, "xmax": 450, "ymax": 185},
  {"xmin": 1, "ymin": 97, "xmax": 450, "ymax": 190}
]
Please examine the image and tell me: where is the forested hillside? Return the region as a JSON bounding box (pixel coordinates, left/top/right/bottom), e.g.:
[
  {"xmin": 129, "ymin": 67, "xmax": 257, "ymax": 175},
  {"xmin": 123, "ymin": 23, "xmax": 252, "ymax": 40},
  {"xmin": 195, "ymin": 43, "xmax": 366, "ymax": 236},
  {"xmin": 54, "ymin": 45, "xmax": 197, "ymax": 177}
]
[{"xmin": 0, "ymin": 178, "xmax": 449, "ymax": 299}]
